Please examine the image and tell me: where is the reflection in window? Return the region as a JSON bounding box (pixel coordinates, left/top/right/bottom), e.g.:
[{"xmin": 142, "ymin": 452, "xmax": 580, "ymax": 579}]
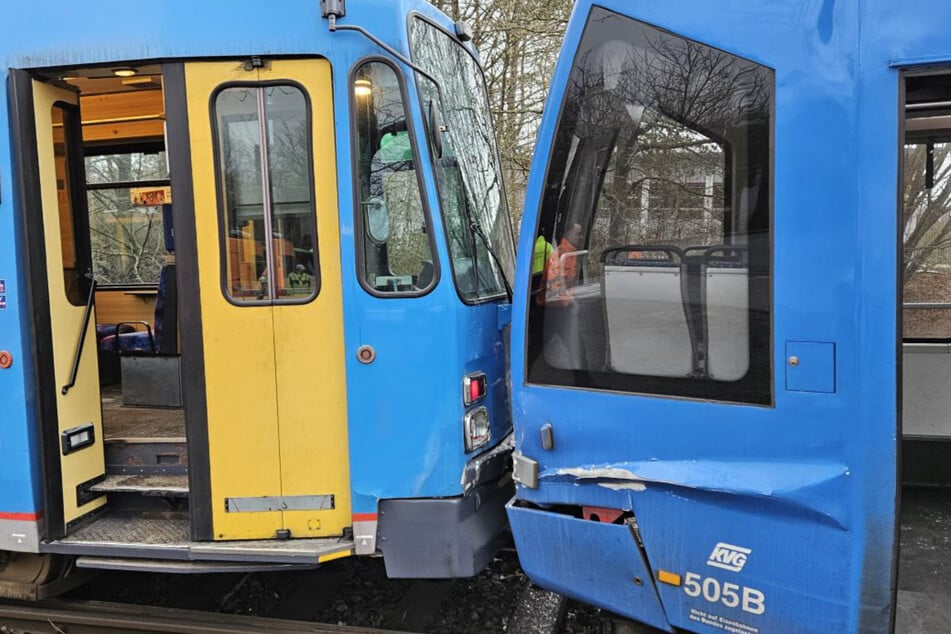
[
  {"xmin": 410, "ymin": 18, "xmax": 515, "ymax": 302},
  {"xmin": 352, "ymin": 62, "xmax": 434, "ymax": 294},
  {"xmin": 526, "ymin": 8, "xmax": 772, "ymax": 405},
  {"xmin": 52, "ymin": 103, "xmax": 90, "ymax": 306},
  {"xmin": 903, "ymin": 141, "xmax": 951, "ymax": 340},
  {"xmin": 214, "ymin": 84, "xmax": 319, "ymax": 302},
  {"xmin": 85, "ymin": 151, "xmax": 168, "ymax": 286}
]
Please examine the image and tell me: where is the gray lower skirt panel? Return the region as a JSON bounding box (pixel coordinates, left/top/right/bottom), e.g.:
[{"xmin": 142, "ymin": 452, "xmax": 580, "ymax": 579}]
[
  {"xmin": 41, "ymin": 515, "xmax": 352, "ymax": 564},
  {"xmin": 378, "ymin": 477, "xmax": 514, "ymax": 578}
]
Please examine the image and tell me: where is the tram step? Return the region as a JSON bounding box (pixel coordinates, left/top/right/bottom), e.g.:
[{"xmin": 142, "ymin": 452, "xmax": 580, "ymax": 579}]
[
  {"xmin": 104, "ymin": 437, "xmax": 188, "ymax": 475},
  {"xmin": 75, "ymin": 556, "xmax": 318, "ymax": 574},
  {"xmin": 44, "ymin": 515, "xmax": 354, "ymax": 565},
  {"xmin": 90, "ymin": 473, "xmax": 189, "ymax": 497}
]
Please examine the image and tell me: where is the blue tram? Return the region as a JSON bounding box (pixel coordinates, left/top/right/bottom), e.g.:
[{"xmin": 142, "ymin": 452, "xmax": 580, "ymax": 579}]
[
  {"xmin": 507, "ymin": 0, "xmax": 951, "ymax": 632},
  {"xmin": 0, "ymin": 0, "xmax": 514, "ymax": 591}
]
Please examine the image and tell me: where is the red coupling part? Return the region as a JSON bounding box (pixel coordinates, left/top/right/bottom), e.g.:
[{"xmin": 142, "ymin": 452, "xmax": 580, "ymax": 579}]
[{"xmin": 0, "ymin": 351, "xmax": 12, "ymax": 369}]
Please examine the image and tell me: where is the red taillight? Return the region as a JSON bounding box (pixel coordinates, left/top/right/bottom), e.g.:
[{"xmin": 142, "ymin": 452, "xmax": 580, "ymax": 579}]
[{"xmin": 464, "ymin": 373, "xmax": 487, "ymax": 405}]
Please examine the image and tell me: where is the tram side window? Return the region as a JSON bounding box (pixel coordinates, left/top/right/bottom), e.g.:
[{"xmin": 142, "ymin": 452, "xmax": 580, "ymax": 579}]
[
  {"xmin": 526, "ymin": 7, "xmax": 773, "ymax": 405},
  {"xmin": 352, "ymin": 61, "xmax": 434, "ymax": 294},
  {"xmin": 85, "ymin": 150, "xmax": 168, "ymax": 286},
  {"xmin": 52, "ymin": 103, "xmax": 92, "ymax": 306},
  {"xmin": 214, "ymin": 84, "xmax": 319, "ymax": 303},
  {"xmin": 903, "ymin": 140, "xmax": 951, "ymax": 340}
]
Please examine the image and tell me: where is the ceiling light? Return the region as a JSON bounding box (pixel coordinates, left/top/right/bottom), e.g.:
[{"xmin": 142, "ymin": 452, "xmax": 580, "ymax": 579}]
[
  {"xmin": 112, "ymin": 67, "xmax": 138, "ymax": 78},
  {"xmin": 354, "ymin": 79, "xmax": 372, "ymax": 97}
]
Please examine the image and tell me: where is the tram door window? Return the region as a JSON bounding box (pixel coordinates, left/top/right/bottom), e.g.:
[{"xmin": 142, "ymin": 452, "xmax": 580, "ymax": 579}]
[
  {"xmin": 215, "ymin": 85, "xmax": 319, "ymax": 302},
  {"xmin": 352, "ymin": 61, "xmax": 435, "ymax": 294},
  {"xmin": 525, "ymin": 8, "xmax": 772, "ymax": 405},
  {"xmin": 184, "ymin": 60, "xmax": 350, "ymax": 541}
]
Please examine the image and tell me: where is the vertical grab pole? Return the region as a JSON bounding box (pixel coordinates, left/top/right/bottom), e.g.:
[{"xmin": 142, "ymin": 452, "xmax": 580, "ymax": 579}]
[{"xmin": 62, "ymin": 276, "xmax": 98, "ymax": 395}]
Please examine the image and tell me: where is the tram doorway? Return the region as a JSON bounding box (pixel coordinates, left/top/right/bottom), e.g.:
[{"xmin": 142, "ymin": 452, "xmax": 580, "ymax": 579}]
[{"xmin": 12, "ymin": 58, "xmax": 350, "ymax": 544}]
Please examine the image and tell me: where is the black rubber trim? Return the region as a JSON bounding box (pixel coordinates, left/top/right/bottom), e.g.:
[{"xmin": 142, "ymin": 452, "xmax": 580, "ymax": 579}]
[
  {"xmin": 162, "ymin": 62, "xmax": 214, "ymax": 541},
  {"xmin": 75, "ymin": 473, "xmax": 106, "ymax": 508},
  {"xmin": 8, "ymin": 69, "xmax": 65, "ymax": 540}
]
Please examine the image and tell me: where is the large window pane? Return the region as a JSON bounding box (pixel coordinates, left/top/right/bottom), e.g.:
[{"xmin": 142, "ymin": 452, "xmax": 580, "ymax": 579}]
[
  {"xmin": 352, "ymin": 62, "xmax": 434, "ymax": 294},
  {"xmin": 410, "ymin": 18, "xmax": 515, "ymax": 302},
  {"xmin": 85, "ymin": 151, "xmax": 168, "ymax": 286},
  {"xmin": 903, "ymin": 141, "xmax": 951, "ymax": 339},
  {"xmin": 215, "ymin": 84, "xmax": 319, "ymax": 303},
  {"xmin": 526, "ymin": 8, "xmax": 773, "ymax": 405}
]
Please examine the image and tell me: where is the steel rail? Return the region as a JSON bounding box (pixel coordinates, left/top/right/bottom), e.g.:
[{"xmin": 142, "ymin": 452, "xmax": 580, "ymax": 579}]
[{"xmin": 0, "ymin": 599, "xmax": 406, "ymax": 634}]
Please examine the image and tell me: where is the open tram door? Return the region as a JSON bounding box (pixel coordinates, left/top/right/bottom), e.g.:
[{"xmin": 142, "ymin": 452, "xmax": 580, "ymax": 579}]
[
  {"xmin": 507, "ymin": 3, "xmax": 899, "ymax": 633},
  {"xmin": 9, "ymin": 73, "xmax": 108, "ymax": 537}
]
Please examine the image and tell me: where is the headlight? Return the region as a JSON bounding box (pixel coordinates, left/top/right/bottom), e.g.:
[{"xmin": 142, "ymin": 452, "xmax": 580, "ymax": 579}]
[{"xmin": 464, "ymin": 406, "xmax": 490, "ymax": 452}]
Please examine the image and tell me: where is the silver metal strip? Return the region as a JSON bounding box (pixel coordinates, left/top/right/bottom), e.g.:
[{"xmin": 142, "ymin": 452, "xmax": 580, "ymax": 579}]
[
  {"xmin": 225, "ymin": 494, "xmax": 335, "ymax": 513},
  {"xmin": 903, "ymin": 302, "xmax": 951, "ymax": 310},
  {"xmin": 256, "ymin": 86, "xmax": 278, "ymax": 300}
]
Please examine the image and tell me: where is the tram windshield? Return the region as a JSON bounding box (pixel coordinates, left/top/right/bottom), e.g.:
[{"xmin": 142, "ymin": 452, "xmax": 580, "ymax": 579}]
[{"xmin": 410, "ymin": 17, "xmax": 515, "ymax": 302}]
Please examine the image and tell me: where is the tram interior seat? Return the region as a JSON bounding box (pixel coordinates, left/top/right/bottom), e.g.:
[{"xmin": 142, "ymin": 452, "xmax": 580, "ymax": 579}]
[
  {"xmin": 98, "ymin": 263, "xmax": 181, "ymax": 407},
  {"xmin": 598, "ymin": 244, "xmax": 750, "ymax": 380},
  {"xmin": 602, "ymin": 246, "xmax": 694, "ymax": 377},
  {"xmin": 701, "ymin": 247, "xmax": 749, "ymax": 381}
]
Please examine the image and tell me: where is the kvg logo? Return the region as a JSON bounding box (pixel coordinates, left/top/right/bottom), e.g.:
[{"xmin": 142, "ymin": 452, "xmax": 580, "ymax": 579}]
[{"xmin": 707, "ymin": 542, "xmax": 751, "ymax": 572}]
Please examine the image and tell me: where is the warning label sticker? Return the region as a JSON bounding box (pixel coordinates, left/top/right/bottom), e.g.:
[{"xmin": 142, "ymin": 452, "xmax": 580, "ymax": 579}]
[{"xmin": 689, "ymin": 608, "xmax": 759, "ymax": 634}]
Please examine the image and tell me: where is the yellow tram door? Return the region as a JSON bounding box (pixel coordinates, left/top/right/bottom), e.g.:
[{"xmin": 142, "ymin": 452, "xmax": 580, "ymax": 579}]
[
  {"xmin": 28, "ymin": 79, "xmax": 107, "ymax": 527},
  {"xmin": 183, "ymin": 60, "xmax": 350, "ymax": 540}
]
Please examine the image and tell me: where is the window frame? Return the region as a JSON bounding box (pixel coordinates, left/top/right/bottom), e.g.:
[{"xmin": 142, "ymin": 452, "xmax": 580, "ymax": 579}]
[
  {"xmin": 349, "ymin": 55, "xmax": 440, "ymax": 299},
  {"xmin": 406, "ymin": 11, "xmax": 517, "ymax": 306},
  {"xmin": 523, "ymin": 7, "xmax": 776, "ymax": 407},
  {"xmin": 210, "ymin": 79, "xmax": 321, "ymax": 307}
]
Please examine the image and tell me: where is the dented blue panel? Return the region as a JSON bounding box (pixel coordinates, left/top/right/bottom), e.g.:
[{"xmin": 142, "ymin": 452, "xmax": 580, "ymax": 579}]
[{"xmin": 508, "ymin": 504, "xmax": 673, "ymax": 632}]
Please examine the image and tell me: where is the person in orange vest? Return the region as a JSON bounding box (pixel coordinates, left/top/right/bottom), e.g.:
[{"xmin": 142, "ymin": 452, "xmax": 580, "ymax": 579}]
[{"xmin": 544, "ymin": 222, "xmax": 584, "ymax": 306}]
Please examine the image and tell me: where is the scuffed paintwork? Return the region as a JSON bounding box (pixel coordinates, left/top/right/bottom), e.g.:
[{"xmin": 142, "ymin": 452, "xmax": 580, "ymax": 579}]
[
  {"xmin": 461, "ymin": 433, "xmax": 514, "ymax": 494},
  {"xmin": 597, "ymin": 481, "xmax": 647, "ymax": 492},
  {"xmin": 543, "ymin": 460, "xmax": 851, "ymax": 530}
]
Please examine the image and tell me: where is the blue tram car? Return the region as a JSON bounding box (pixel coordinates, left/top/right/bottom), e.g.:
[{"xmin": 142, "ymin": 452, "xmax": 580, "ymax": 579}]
[
  {"xmin": 507, "ymin": 0, "xmax": 951, "ymax": 632},
  {"xmin": 0, "ymin": 0, "xmax": 514, "ymax": 592}
]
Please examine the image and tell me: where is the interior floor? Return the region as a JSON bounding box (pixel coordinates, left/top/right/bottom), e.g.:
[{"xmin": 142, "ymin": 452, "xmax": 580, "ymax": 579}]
[
  {"xmin": 101, "ymin": 384, "xmax": 185, "ymax": 441},
  {"xmin": 896, "ymin": 486, "xmax": 951, "ymax": 632}
]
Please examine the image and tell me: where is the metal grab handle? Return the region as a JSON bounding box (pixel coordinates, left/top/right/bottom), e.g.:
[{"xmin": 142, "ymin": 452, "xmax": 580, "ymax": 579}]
[{"xmin": 62, "ymin": 276, "xmax": 97, "ymax": 396}]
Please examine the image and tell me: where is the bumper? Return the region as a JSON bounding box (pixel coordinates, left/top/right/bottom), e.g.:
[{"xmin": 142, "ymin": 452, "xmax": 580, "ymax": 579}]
[{"xmin": 378, "ymin": 435, "xmax": 514, "ymax": 578}]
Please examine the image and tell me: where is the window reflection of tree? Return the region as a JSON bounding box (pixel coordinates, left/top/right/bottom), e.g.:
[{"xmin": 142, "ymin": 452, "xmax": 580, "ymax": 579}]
[
  {"xmin": 410, "ymin": 19, "xmax": 516, "ymax": 296},
  {"xmin": 559, "ymin": 27, "xmax": 770, "ymax": 260}
]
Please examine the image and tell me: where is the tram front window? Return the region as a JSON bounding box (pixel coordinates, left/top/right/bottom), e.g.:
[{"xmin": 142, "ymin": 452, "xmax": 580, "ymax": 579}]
[
  {"xmin": 525, "ymin": 8, "xmax": 773, "ymax": 405},
  {"xmin": 410, "ymin": 17, "xmax": 515, "ymax": 302}
]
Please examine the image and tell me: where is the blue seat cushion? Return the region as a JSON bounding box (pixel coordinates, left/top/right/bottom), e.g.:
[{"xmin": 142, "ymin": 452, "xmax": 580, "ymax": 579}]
[{"xmin": 99, "ymin": 331, "xmax": 154, "ymax": 354}]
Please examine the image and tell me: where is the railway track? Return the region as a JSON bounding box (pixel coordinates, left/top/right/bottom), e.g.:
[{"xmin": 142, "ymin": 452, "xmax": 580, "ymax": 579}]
[{"xmin": 0, "ymin": 599, "xmax": 401, "ymax": 634}]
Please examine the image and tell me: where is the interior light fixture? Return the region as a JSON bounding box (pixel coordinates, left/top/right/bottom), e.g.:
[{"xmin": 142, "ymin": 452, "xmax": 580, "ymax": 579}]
[
  {"xmin": 112, "ymin": 67, "xmax": 138, "ymax": 78},
  {"xmin": 354, "ymin": 78, "xmax": 372, "ymax": 97}
]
